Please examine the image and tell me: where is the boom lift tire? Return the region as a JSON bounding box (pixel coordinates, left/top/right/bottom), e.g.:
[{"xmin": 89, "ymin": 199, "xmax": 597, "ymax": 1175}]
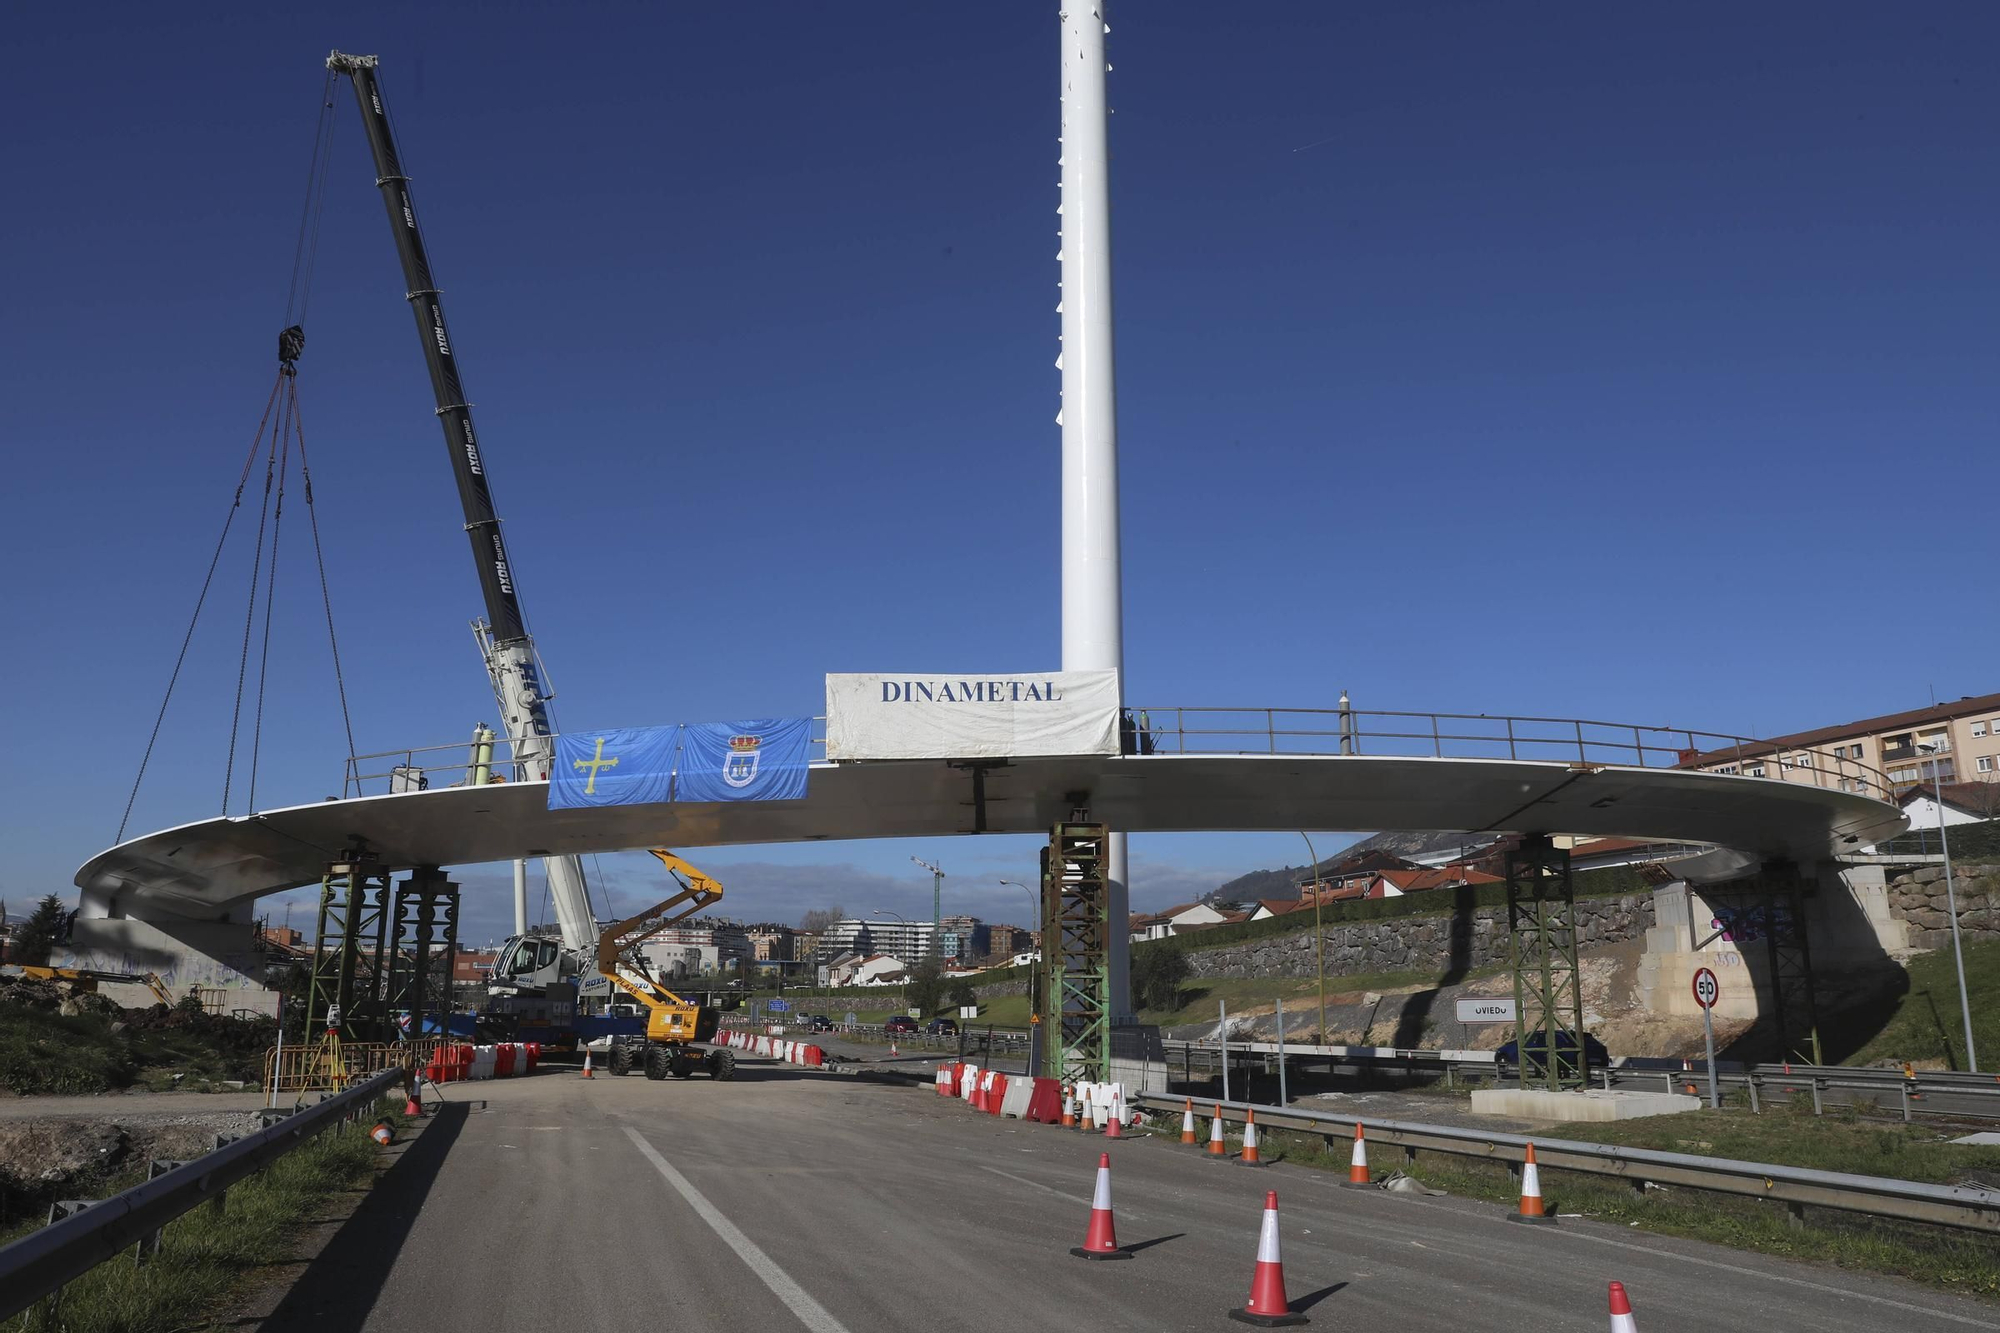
[
  {"xmin": 707, "ymin": 1048, "xmax": 736, "ymax": 1082},
  {"xmin": 608, "ymin": 1042, "xmax": 634, "ymax": 1077},
  {"xmin": 643, "ymin": 1044, "xmax": 669, "ymax": 1080}
]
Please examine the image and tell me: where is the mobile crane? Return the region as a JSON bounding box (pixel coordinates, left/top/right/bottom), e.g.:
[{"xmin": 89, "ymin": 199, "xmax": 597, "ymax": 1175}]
[
  {"xmin": 326, "ymin": 51, "xmax": 603, "ymax": 995},
  {"xmin": 325, "ymin": 55, "xmax": 741, "ymax": 1065}
]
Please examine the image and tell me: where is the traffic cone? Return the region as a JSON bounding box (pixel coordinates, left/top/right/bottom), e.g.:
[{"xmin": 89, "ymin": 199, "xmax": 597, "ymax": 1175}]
[
  {"xmin": 890, "ymin": 1041, "xmax": 900, "ymax": 1057},
  {"xmin": 1240, "ymin": 1108, "xmax": 1265, "ymax": 1166},
  {"xmin": 369, "ymin": 1120, "xmax": 393, "ymax": 1146},
  {"xmin": 581, "ymin": 1051, "xmax": 594, "ymax": 1079},
  {"xmin": 1062, "ymin": 1087, "xmax": 1077, "ymax": 1129},
  {"xmin": 403, "ymin": 1095, "xmax": 423, "ymax": 1117},
  {"xmin": 1079, "ymin": 1095, "xmax": 1096, "ymax": 1131},
  {"xmin": 1607, "ymin": 1280, "xmax": 1638, "ymax": 1332},
  {"xmin": 1069, "ymin": 1152, "xmax": 1130, "ymax": 1260},
  {"xmin": 1508, "ymin": 1142, "xmax": 1555, "ymax": 1224},
  {"xmin": 1104, "ymin": 1089, "xmax": 1124, "ymax": 1139},
  {"xmin": 1181, "ymin": 1098, "xmax": 1198, "ymax": 1145},
  {"xmin": 1228, "ymin": 1190, "xmax": 1307, "ymax": 1326},
  {"xmin": 1341, "ymin": 1123, "xmax": 1371, "ymax": 1189},
  {"xmin": 1208, "ymin": 1104, "xmax": 1229, "ymax": 1158}
]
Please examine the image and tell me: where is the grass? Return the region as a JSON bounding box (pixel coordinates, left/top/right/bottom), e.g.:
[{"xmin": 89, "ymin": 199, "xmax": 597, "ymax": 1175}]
[
  {"xmin": 0, "ymin": 1098, "xmax": 402, "ymax": 1333},
  {"xmin": 1243, "ymin": 1098, "xmax": 2000, "ymax": 1297},
  {"xmin": 1848, "ymin": 935, "xmax": 2000, "ymax": 1071},
  {"xmin": 1138, "ymin": 967, "xmax": 1503, "ymax": 1030},
  {"xmin": 0, "ymin": 1006, "xmax": 274, "ymax": 1095}
]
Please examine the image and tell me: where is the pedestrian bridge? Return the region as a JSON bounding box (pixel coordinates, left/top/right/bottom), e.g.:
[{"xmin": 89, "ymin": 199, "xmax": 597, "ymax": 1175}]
[{"xmin": 75, "ymin": 707, "xmax": 1906, "ymax": 915}]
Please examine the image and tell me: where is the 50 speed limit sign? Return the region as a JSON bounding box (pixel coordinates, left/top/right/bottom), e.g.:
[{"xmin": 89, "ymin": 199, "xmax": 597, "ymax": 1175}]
[{"xmin": 1691, "ymin": 966, "xmax": 1720, "ymax": 1009}]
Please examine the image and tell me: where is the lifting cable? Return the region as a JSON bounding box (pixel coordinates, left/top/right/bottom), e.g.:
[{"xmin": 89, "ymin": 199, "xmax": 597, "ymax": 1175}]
[{"xmin": 118, "ymin": 75, "xmax": 356, "ymax": 835}]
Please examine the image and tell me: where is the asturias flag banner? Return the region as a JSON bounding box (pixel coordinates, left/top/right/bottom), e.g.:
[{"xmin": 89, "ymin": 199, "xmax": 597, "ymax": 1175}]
[
  {"xmin": 676, "ymin": 718, "xmax": 812, "ymax": 803},
  {"xmin": 550, "ymin": 725, "xmax": 678, "ymax": 809}
]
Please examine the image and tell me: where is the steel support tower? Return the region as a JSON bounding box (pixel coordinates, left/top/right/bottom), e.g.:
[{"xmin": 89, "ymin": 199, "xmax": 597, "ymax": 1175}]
[
  {"xmin": 306, "ymin": 849, "xmax": 392, "ymax": 1041},
  {"xmin": 1507, "ymin": 834, "xmax": 1587, "ymax": 1090},
  {"xmin": 1044, "ymin": 819, "xmax": 1112, "ymax": 1085},
  {"xmin": 384, "ymin": 866, "xmax": 460, "ymax": 1043},
  {"xmin": 1699, "ymin": 865, "xmax": 1821, "ymax": 1066}
]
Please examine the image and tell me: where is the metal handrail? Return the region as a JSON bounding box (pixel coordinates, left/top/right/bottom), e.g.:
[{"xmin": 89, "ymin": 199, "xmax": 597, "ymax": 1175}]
[
  {"xmin": 339, "ymin": 707, "xmax": 1898, "ymax": 801},
  {"xmin": 1132, "ymin": 1093, "xmax": 2000, "ymax": 1233},
  {"xmin": 0, "ymin": 1068, "xmax": 403, "ymax": 1321}
]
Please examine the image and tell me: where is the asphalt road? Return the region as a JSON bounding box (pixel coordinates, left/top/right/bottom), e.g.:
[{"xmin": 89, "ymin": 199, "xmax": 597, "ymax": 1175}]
[{"xmin": 250, "ymin": 1054, "xmax": 2000, "ymax": 1333}]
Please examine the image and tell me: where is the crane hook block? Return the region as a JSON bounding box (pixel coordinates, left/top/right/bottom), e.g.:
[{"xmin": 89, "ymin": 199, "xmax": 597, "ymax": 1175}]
[{"xmin": 278, "ymin": 325, "xmax": 305, "ymax": 365}]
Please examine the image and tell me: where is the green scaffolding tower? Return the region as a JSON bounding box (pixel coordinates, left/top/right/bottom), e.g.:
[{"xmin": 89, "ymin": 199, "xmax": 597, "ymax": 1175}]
[
  {"xmin": 306, "ymin": 849, "xmax": 393, "ymax": 1041},
  {"xmin": 1695, "ymin": 865, "xmax": 1820, "ymax": 1066},
  {"xmin": 383, "ymin": 866, "xmax": 461, "ymax": 1044},
  {"xmin": 1507, "ymin": 834, "xmax": 1587, "ymax": 1090},
  {"xmin": 1043, "ymin": 819, "xmax": 1112, "ymax": 1086}
]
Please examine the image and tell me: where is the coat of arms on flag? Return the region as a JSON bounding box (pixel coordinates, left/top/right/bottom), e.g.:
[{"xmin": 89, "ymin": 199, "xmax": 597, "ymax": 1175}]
[{"xmin": 723, "ymin": 734, "xmax": 762, "ymax": 788}]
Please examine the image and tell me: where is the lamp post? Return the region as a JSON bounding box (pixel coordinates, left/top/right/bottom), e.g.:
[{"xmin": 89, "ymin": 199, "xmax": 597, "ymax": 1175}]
[
  {"xmin": 1300, "ymin": 832, "xmax": 1326, "ymax": 1043},
  {"xmin": 1001, "ymin": 877, "xmax": 1041, "ymax": 1077},
  {"xmin": 1918, "ymin": 743, "xmax": 1979, "ymax": 1071}
]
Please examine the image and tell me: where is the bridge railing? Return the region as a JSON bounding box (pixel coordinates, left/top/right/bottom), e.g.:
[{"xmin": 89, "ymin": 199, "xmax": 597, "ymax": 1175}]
[{"xmin": 342, "ymin": 708, "xmax": 1895, "ymax": 803}]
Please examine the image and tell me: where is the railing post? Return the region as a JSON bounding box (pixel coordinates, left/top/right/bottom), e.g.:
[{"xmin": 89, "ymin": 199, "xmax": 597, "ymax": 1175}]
[
  {"xmin": 1507, "ymin": 718, "xmax": 1517, "ymax": 761},
  {"xmin": 1574, "ymin": 719, "xmax": 1586, "ymax": 763},
  {"xmin": 1432, "ymin": 715, "xmax": 1442, "ymax": 758}
]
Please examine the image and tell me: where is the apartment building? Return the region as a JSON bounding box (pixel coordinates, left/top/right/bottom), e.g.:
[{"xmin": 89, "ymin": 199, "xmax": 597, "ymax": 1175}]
[{"xmin": 1682, "ymin": 691, "xmax": 2000, "ymax": 795}]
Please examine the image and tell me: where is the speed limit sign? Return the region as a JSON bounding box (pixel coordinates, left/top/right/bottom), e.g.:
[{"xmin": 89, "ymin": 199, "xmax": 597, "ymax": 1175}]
[{"xmin": 1691, "ymin": 967, "xmax": 1719, "ymax": 1009}]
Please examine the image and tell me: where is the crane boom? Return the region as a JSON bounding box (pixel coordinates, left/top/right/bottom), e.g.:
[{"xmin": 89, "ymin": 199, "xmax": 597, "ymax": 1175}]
[{"xmin": 328, "ymin": 51, "xmax": 597, "ymax": 951}]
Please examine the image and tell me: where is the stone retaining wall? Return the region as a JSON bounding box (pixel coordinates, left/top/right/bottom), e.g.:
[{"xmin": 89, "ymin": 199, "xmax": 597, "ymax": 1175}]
[
  {"xmin": 1180, "ymin": 895, "xmax": 1654, "ymax": 980},
  {"xmin": 1885, "ymin": 862, "xmax": 2000, "ymax": 952}
]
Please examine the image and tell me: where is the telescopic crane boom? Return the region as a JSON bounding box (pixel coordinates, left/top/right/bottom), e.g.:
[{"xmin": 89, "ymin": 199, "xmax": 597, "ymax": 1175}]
[{"xmin": 326, "ymin": 51, "xmax": 597, "ymax": 953}]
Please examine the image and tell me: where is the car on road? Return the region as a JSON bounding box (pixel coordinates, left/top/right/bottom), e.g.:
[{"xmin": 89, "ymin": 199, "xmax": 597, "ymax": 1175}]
[
  {"xmin": 804, "ymin": 1014, "xmax": 834, "ymax": 1032},
  {"xmin": 1497, "ymin": 1028, "xmax": 1611, "ymax": 1073},
  {"xmin": 884, "ymin": 1014, "xmax": 919, "ymax": 1034},
  {"xmin": 924, "ymin": 1017, "xmax": 958, "ymax": 1035}
]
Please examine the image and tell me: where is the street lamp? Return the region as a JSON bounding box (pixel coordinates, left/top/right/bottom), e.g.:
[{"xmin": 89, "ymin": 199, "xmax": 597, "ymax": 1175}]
[
  {"xmin": 1000, "ymin": 877, "xmax": 1041, "ymax": 1076},
  {"xmin": 1918, "ymin": 742, "xmax": 1979, "ymax": 1071},
  {"xmin": 1300, "ymin": 832, "xmax": 1327, "ymax": 1044}
]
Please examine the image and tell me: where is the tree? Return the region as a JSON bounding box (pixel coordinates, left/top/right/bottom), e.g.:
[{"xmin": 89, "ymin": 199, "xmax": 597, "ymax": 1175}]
[
  {"xmin": 905, "ymin": 957, "xmax": 945, "ymax": 1016},
  {"xmin": 10, "ymin": 894, "xmax": 67, "ymax": 966},
  {"xmin": 945, "ymin": 979, "xmax": 976, "ymax": 1012},
  {"xmin": 1131, "ymin": 941, "xmax": 1189, "ymax": 1013},
  {"xmin": 797, "ymin": 905, "xmax": 845, "ymax": 934}
]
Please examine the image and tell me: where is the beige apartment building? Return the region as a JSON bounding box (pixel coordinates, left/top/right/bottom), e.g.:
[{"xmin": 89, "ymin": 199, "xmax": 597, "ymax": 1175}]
[{"xmin": 1683, "ymin": 691, "xmax": 2000, "ymax": 795}]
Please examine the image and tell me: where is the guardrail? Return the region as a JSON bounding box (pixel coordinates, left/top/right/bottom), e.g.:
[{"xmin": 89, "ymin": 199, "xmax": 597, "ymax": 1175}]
[
  {"xmin": 340, "ymin": 706, "xmax": 1896, "ymax": 801},
  {"xmin": 1134, "ymin": 1094, "xmax": 2000, "ymax": 1234},
  {"xmin": 0, "ymin": 1068, "xmax": 403, "ymax": 1322}
]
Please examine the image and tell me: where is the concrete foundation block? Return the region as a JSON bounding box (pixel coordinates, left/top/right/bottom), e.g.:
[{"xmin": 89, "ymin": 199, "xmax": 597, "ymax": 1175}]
[{"xmin": 1470, "ymin": 1088, "xmax": 1701, "ymax": 1122}]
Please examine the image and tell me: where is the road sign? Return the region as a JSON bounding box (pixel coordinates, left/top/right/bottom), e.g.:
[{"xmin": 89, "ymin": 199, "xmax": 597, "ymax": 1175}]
[
  {"xmin": 1691, "ymin": 967, "xmax": 1719, "ymax": 1009},
  {"xmin": 959, "ymin": 1006, "xmax": 980, "ymax": 1019},
  {"xmin": 844, "ymin": 1011, "xmax": 858, "ymax": 1025},
  {"xmin": 908, "ymin": 1007, "xmax": 921, "ymax": 1018},
  {"xmin": 1455, "ymin": 997, "xmax": 1517, "ymax": 1024},
  {"xmin": 764, "ymin": 998, "xmax": 790, "ymax": 1013}
]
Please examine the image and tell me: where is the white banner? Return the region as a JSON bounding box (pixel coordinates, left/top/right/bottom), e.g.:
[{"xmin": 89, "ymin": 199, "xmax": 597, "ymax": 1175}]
[{"xmin": 824, "ymin": 670, "xmax": 1122, "ymax": 760}]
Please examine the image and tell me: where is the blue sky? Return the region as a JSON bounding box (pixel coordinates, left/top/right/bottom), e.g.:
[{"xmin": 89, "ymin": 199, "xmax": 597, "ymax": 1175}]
[{"xmin": 4, "ymin": 3, "xmax": 1995, "ymax": 945}]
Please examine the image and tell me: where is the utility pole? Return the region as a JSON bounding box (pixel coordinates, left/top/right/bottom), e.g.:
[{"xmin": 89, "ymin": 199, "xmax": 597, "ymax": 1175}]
[
  {"xmin": 1920, "ymin": 743, "xmax": 1979, "ymax": 1072},
  {"xmin": 912, "ymin": 856, "xmax": 944, "ymax": 961}
]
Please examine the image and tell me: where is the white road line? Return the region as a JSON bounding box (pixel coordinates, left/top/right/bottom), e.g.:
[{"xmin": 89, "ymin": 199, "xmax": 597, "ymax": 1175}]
[
  {"xmin": 979, "ymin": 1164, "xmax": 1097, "ymax": 1209},
  {"xmin": 623, "ymin": 1127, "xmax": 853, "ymax": 1333},
  {"xmin": 1380, "ymin": 1190, "xmax": 2000, "ymax": 1329}
]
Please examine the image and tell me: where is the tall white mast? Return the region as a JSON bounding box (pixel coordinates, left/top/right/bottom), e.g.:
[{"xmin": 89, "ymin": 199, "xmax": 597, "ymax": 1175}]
[{"xmin": 1059, "ymin": 2, "xmax": 1131, "ymax": 1016}]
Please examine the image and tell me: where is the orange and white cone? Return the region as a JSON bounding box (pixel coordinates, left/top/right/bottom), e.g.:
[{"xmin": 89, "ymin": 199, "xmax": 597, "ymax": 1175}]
[
  {"xmin": 1208, "ymin": 1105, "xmax": 1229, "ymax": 1158},
  {"xmin": 1061, "ymin": 1087, "xmax": 1077, "ymax": 1129},
  {"xmin": 403, "ymin": 1096, "xmax": 423, "ymax": 1117},
  {"xmin": 890, "ymin": 1040, "xmax": 899, "ymax": 1057},
  {"xmin": 369, "ymin": 1120, "xmax": 393, "ymax": 1146},
  {"xmin": 1240, "ymin": 1108, "xmax": 1265, "ymax": 1166},
  {"xmin": 1508, "ymin": 1142, "xmax": 1555, "ymax": 1224},
  {"xmin": 581, "ymin": 1051, "xmax": 594, "ymax": 1079},
  {"xmin": 1608, "ymin": 1280, "xmax": 1638, "ymax": 1332},
  {"xmin": 1069, "ymin": 1152, "xmax": 1131, "ymax": 1260},
  {"xmin": 1181, "ymin": 1098, "xmax": 1198, "ymax": 1145},
  {"xmin": 1340, "ymin": 1123, "xmax": 1371, "ymax": 1189},
  {"xmin": 1228, "ymin": 1190, "xmax": 1307, "ymax": 1326},
  {"xmin": 1079, "ymin": 1094, "xmax": 1096, "ymax": 1131},
  {"xmin": 1104, "ymin": 1089, "xmax": 1124, "ymax": 1139}
]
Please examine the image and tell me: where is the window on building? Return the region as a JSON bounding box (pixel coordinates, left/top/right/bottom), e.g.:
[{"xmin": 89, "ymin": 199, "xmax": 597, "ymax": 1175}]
[
  {"xmin": 1974, "ymin": 721, "xmax": 1989, "ymax": 739},
  {"xmin": 1850, "ymin": 744, "xmax": 1865, "ymax": 758},
  {"xmin": 1980, "ymin": 756, "xmax": 1994, "ymax": 774},
  {"xmin": 1745, "ymin": 763, "xmax": 1766, "ymax": 778}
]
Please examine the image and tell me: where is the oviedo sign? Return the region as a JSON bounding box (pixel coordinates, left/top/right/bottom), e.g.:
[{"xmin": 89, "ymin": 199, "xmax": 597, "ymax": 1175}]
[{"xmin": 824, "ymin": 670, "xmax": 1122, "ymax": 761}]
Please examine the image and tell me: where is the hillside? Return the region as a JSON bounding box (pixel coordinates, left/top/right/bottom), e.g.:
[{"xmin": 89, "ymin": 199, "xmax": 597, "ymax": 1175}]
[{"xmin": 1212, "ymin": 829, "xmax": 1492, "ymax": 901}]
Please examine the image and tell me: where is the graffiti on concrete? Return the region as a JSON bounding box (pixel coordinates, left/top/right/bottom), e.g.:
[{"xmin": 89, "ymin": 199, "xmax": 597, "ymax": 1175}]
[{"xmin": 1709, "ymin": 902, "xmax": 1794, "ymax": 946}]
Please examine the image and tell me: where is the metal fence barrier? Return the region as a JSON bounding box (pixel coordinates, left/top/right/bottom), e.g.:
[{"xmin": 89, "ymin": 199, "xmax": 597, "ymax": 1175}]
[
  {"xmin": 263, "ymin": 1038, "xmax": 446, "ymax": 1095},
  {"xmin": 1133, "ymin": 1094, "xmax": 2000, "ymax": 1234},
  {"xmin": 0, "ymin": 1068, "xmax": 404, "ymax": 1322}
]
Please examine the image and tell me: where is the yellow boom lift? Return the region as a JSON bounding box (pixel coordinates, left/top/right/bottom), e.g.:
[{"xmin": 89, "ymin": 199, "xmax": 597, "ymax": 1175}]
[{"xmin": 599, "ymin": 851, "xmax": 737, "ymax": 1081}]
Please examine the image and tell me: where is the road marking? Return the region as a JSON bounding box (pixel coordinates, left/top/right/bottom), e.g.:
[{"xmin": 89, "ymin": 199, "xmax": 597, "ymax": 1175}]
[
  {"xmin": 1381, "ymin": 1191, "xmax": 2000, "ymax": 1329},
  {"xmin": 980, "ymin": 1164, "xmax": 1095, "ymax": 1208},
  {"xmin": 623, "ymin": 1127, "xmax": 852, "ymax": 1333}
]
